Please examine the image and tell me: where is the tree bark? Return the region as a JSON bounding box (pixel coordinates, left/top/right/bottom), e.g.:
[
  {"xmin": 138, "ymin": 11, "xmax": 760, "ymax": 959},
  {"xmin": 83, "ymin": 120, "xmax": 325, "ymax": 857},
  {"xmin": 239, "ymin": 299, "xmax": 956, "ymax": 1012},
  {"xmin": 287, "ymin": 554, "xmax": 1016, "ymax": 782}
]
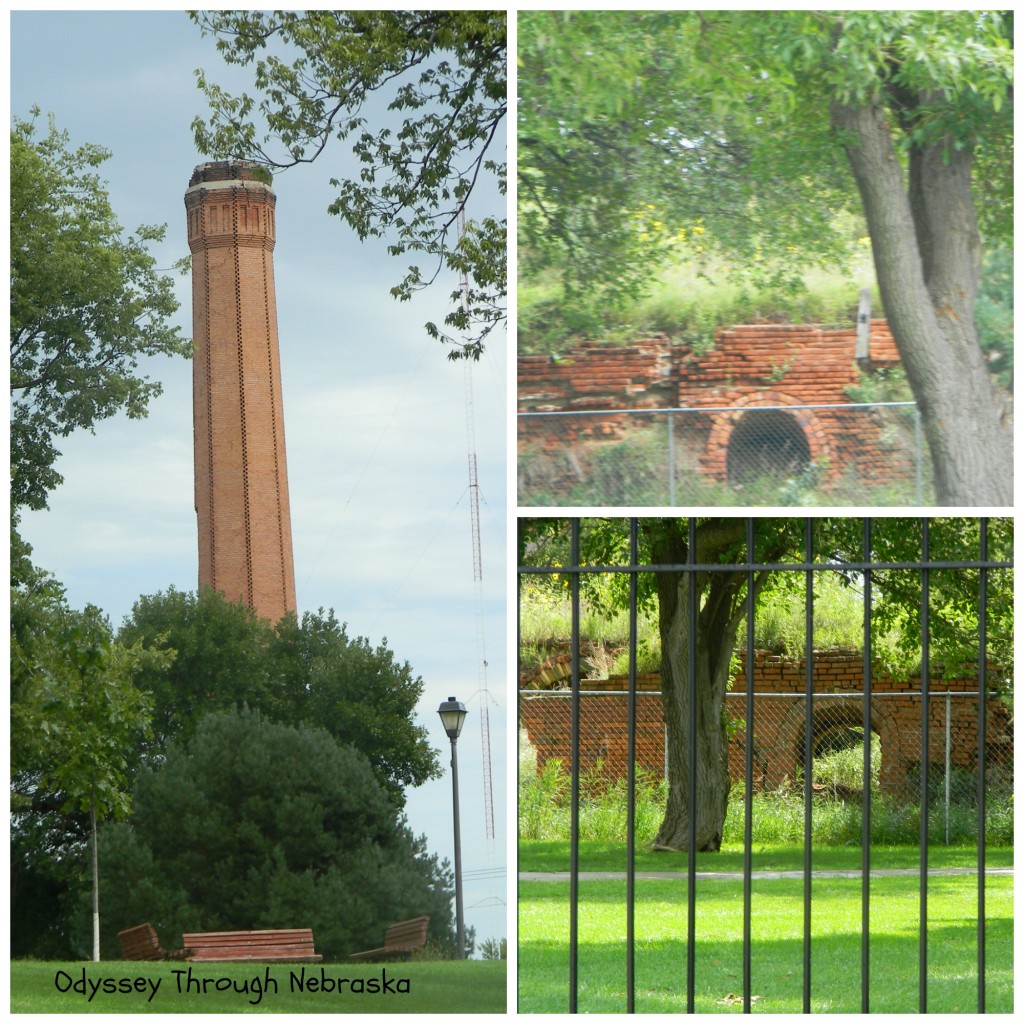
[
  {"xmin": 648, "ymin": 521, "xmax": 748, "ymax": 851},
  {"xmin": 646, "ymin": 520, "xmax": 795, "ymax": 851},
  {"xmin": 830, "ymin": 97, "xmax": 1012, "ymax": 506}
]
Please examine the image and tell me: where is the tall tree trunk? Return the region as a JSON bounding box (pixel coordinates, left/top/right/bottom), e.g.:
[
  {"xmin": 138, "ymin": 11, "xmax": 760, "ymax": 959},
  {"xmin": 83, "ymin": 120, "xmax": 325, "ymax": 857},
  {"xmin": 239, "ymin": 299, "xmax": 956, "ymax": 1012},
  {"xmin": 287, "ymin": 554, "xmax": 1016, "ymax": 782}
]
[
  {"xmin": 647, "ymin": 520, "xmax": 750, "ymax": 851},
  {"xmin": 830, "ymin": 97, "xmax": 1012, "ymax": 506},
  {"xmin": 91, "ymin": 795, "xmax": 100, "ymax": 962}
]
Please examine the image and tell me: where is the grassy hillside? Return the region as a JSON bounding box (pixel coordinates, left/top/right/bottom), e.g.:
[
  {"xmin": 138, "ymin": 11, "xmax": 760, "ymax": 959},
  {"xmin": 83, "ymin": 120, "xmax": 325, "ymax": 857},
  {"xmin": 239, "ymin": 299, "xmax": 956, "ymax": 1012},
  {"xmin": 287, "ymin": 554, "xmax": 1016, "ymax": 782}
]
[
  {"xmin": 519, "ymin": 246, "xmax": 1012, "ymax": 386},
  {"xmin": 519, "ymin": 250, "xmax": 878, "ymax": 356}
]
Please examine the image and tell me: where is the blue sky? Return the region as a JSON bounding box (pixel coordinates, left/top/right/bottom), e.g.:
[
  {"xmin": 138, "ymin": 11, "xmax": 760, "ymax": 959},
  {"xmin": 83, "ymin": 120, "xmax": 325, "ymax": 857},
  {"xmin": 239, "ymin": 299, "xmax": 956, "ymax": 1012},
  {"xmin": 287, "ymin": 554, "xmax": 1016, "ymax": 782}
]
[{"xmin": 11, "ymin": 10, "xmax": 508, "ymax": 948}]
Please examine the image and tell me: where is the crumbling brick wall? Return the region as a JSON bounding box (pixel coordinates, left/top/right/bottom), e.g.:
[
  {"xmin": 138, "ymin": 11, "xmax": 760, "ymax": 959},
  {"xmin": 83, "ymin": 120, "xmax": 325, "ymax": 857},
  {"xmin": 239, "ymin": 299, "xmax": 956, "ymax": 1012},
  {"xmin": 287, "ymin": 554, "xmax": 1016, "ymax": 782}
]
[
  {"xmin": 517, "ymin": 322, "xmax": 914, "ymax": 486},
  {"xmin": 518, "ymin": 650, "xmax": 1011, "ymax": 797}
]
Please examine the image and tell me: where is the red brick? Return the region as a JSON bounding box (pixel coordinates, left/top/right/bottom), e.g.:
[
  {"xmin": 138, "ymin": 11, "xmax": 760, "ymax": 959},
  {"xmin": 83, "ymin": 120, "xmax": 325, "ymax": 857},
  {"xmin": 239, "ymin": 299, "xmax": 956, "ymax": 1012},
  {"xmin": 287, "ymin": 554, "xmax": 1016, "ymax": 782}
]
[{"xmin": 186, "ymin": 162, "xmax": 296, "ymax": 621}]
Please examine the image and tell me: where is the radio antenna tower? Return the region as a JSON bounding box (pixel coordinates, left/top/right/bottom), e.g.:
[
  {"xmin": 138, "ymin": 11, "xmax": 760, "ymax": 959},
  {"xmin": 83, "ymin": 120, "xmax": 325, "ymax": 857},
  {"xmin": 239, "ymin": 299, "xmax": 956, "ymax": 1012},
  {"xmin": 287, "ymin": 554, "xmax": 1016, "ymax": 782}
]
[{"xmin": 460, "ymin": 208, "xmax": 495, "ymax": 842}]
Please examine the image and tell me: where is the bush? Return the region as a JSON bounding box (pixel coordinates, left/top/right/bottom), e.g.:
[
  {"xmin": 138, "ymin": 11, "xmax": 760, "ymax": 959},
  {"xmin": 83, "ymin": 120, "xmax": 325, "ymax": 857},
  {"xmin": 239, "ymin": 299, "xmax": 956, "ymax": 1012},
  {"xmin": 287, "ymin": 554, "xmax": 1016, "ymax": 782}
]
[{"xmin": 812, "ymin": 736, "xmax": 881, "ymax": 794}]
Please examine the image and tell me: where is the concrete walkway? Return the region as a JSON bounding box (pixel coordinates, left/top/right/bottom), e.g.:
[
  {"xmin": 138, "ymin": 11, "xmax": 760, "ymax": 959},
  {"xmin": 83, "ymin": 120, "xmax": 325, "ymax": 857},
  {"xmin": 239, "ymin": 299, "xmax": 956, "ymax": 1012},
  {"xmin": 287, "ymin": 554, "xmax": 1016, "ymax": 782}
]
[{"xmin": 520, "ymin": 866, "xmax": 1013, "ymax": 882}]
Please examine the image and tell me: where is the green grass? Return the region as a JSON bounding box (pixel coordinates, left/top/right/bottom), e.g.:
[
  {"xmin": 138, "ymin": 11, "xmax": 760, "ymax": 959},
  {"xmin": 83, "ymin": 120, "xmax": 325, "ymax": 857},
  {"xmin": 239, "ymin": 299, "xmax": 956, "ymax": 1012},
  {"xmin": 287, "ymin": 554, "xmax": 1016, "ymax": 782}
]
[
  {"xmin": 519, "ymin": 839, "xmax": 1014, "ymax": 874},
  {"xmin": 518, "ymin": 873, "xmax": 1012, "ymax": 1012},
  {"xmin": 9, "ymin": 959, "xmax": 506, "ymax": 1014}
]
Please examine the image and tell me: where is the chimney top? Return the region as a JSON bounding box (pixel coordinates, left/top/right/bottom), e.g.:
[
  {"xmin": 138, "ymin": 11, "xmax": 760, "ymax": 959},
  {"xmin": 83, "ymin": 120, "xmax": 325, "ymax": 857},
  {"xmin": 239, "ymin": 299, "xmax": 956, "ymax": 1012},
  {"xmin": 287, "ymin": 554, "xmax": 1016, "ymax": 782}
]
[{"xmin": 189, "ymin": 160, "xmax": 273, "ymax": 189}]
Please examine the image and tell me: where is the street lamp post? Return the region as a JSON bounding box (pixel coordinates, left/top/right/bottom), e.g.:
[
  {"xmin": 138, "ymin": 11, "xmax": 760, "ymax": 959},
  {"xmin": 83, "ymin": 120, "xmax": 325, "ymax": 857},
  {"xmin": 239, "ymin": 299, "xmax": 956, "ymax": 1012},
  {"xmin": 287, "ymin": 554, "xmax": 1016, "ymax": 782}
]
[{"xmin": 437, "ymin": 696, "xmax": 467, "ymax": 959}]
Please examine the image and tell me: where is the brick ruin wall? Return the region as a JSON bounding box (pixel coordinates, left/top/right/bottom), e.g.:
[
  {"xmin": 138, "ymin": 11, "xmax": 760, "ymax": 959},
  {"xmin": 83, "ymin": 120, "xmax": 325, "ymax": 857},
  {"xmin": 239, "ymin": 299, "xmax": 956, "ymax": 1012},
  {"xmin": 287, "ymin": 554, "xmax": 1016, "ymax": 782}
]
[
  {"xmin": 518, "ymin": 321, "xmax": 914, "ymax": 486},
  {"xmin": 518, "ymin": 650, "xmax": 1012, "ymax": 799}
]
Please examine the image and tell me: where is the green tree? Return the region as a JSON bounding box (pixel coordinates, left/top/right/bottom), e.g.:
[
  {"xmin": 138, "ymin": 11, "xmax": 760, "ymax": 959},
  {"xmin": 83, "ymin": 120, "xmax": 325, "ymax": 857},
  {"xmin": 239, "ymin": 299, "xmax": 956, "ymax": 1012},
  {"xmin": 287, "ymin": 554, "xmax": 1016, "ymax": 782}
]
[
  {"xmin": 191, "ymin": 10, "xmax": 507, "ymax": 360},
  {"xmin": 118, "ymin": 588, "xmax": 440, "ymax": 804},
  {"xmin": 11, "ymin": 574, "xmax": 161, "ymax": 960},
  {"xmin": 480, "ymin": 936, "xmax": 508, "ymax": 960},
  {"xmin": 518, "ymin": 11, "xmax": 1013, "ymax": 505},
  {"xmin": 10, "ymin": 111, "xmax": 189, "ymax": 513},
  {"xmin": 520, "ymin": 517, "xmax": 1011, "ymax": 851},
  {"xmin": 518, "ymin": 13, "xmax": 852, "ymax": 310},
  {"xmin": 98, "ymin": 707, "xmax": 455, "ymax": 960}
]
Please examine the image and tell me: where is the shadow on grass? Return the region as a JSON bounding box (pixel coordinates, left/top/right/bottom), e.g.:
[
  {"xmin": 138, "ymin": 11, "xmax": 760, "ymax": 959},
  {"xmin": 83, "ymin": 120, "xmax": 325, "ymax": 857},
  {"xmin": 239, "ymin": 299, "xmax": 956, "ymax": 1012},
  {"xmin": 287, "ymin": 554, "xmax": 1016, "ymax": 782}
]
[
  {"xmin": 518, "ymin": 839, "xmax": 1014, "ymax": 875},
  {"xmin": 518, "ymin": 876, "xmax": 1012, "ymax": 1013}
]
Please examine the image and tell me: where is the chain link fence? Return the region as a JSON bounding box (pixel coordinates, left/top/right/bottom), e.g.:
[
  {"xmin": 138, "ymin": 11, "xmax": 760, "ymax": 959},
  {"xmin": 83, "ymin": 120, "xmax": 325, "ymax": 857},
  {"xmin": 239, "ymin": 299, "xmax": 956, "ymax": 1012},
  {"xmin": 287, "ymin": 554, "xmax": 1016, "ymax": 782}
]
[
  {"xmin": 519, "ymin": 687, "xmax": 1013, "ymax": 843},
  {"xmin": 518, "ymin": 402, "xmax": 929, "ymax": 506}
]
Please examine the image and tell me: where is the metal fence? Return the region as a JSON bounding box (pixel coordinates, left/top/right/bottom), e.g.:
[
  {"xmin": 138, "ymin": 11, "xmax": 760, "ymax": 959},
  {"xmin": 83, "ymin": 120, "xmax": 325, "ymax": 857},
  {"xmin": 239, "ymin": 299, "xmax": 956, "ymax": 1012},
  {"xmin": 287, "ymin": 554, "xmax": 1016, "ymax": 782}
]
[
  {"xmin": 518, "ymin": 401, "xmax": 927, "ymax": 506},
  {"xmin": 517, "ymin": 518, "xmax": 1010, "ymax": 1013}
]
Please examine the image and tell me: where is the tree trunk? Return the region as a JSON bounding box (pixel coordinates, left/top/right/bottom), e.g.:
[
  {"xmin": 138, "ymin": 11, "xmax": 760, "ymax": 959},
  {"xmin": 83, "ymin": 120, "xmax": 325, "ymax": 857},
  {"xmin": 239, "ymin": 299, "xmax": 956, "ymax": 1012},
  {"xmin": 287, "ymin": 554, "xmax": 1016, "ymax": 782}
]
[
  {"xmin": 91, "ymin": 796, "xmax": 100, "ymax": 962},
  {"xmin": 653, "ymin": 578, "xmax": 739, "ymax": 851},
  {"xmin": 648, "ymin": 520, "xmax": 750, "ymax": 852},
  {"xmin": 830, "ymin": 97, "xmax": 1012, "ymax": 506}
]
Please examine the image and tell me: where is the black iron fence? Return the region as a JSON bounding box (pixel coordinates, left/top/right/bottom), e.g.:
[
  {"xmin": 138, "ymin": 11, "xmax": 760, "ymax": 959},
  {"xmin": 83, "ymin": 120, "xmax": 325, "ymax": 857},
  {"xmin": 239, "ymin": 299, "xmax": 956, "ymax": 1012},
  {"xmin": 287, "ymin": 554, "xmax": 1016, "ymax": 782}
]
[{"xmin": 517, "ymin": 518, "xmax": 1011, "ymax": 1013}]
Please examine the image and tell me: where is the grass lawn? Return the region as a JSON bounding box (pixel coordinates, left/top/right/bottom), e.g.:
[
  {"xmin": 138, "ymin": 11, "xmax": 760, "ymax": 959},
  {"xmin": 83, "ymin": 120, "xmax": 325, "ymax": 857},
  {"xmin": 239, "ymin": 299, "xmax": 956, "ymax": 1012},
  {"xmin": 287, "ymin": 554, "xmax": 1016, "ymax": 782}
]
[
  {"xmin": 519, "ymin": 840, "xmax": 1013, "ymax": 875},
  {"xmin": 10, "ymin": 959, "xmax": 506, "ymax": 1014},
  {"xmin": 519, "ymin": 871, "xmax": 1012, "ymax": 1013}
]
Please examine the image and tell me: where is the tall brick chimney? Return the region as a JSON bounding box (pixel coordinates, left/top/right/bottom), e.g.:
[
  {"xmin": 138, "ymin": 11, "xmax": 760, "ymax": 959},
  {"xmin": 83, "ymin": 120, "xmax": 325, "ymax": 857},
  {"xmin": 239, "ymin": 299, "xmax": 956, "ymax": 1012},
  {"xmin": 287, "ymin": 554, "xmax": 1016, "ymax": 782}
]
[{"xmin": 185, "ymin": 161, "xmax": 296, "ymax": 621}]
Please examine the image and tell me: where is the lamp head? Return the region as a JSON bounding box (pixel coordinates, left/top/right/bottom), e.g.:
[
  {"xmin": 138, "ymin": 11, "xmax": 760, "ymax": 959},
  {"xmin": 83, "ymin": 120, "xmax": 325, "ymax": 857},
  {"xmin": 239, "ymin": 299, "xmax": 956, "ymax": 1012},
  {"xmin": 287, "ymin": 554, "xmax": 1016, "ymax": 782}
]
[{"xmin": 438, "ymin": 696, "xmax": 468, "ymax": 740}]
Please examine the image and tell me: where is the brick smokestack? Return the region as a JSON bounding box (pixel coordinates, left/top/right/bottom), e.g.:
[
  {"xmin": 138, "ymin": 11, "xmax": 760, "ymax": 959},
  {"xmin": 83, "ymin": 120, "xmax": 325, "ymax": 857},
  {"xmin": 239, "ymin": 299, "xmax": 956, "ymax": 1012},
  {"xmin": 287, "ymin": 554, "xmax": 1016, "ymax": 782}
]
[{"xmin": 185, "ymin": 161, "xmax": 297, "ymax": 621}]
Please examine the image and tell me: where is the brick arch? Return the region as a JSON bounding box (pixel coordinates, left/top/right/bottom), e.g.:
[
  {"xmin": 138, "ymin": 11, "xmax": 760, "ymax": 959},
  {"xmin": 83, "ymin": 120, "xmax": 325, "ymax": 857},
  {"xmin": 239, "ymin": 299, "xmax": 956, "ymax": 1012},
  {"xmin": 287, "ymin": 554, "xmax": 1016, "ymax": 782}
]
[
  {"xmin": 771, "ymin": 696, "xmax": 905, "ymax": 794},
  {"xmin": 703, "ymin": 392, "xmax": 832, "ymax": 480}
]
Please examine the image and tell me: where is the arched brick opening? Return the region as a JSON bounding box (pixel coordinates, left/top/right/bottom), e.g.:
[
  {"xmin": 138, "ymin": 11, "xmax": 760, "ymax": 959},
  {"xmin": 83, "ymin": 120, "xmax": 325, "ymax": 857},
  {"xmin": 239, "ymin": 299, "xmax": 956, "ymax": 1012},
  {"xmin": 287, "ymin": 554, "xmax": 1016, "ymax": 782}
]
[
  {"xmin": 726, "ymin": 408, "xmax": 811, "ymax": 484},
  {"xmin": 703, "ymin": 392, "xmax": 832, "ymax": 481},
  {"xmin": 775, "ymin": 697, "xmax": 905, "ymax": 794}
]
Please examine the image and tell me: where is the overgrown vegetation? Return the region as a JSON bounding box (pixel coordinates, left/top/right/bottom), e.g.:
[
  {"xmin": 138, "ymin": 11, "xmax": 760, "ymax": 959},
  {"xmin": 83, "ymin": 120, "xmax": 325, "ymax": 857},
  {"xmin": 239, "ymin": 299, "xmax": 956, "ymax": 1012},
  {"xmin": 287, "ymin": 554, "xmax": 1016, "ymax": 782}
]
[
  {"xmin": 519, "ymin": 252, "xmax": 876, "ymax": 356},
  {"xmin": 519, "ymin": 755, "xmax": 1013, "ymax": 848},
  {"xmin": 520, "ymin": 570, "xmax": 909, "ymax": 680},
  {"xmin": 518, "ymin": 423, "xmax": 933, "ymax": 508},
  {"xmin": 520, "ymin": 246, "xmax": 1012, "ymax": 375}
]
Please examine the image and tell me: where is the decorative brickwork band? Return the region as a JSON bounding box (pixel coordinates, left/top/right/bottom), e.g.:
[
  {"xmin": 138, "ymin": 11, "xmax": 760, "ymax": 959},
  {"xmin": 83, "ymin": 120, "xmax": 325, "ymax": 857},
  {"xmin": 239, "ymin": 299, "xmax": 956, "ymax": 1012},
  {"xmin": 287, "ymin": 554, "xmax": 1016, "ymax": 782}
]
[{"xmin": 186, "ymin": 161, "xmax": 296, "ymax": 621}]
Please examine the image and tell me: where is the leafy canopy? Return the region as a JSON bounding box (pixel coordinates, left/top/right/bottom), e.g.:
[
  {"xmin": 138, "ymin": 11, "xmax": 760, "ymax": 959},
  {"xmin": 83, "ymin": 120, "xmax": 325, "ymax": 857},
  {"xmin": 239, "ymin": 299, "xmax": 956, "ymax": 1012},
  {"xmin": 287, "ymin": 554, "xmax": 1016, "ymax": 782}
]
[
  {"xmin": 518, "ymin": 10, "xmax": 1012, "ymax": 310},
  {"xmin": 118, "ymin": 587, "xmax": 441, "ymax": 805},
  {"xmin": 520, "ymin": 517, "xmax": 1013, "ymax": 685},
  {"xmin": 10, "ymin": 555, "xmax": 166, "ymax": 899},
  {"xmin": 10, "ymin": 110, "xmax": 189, "ymax": 513},
  {"xmin": 518, "ymin": 12, "xmax": 855, "ymax": 310},
  {"xmin": 191, "ymin": 10, "xmax": 507, "ymax": 359}
]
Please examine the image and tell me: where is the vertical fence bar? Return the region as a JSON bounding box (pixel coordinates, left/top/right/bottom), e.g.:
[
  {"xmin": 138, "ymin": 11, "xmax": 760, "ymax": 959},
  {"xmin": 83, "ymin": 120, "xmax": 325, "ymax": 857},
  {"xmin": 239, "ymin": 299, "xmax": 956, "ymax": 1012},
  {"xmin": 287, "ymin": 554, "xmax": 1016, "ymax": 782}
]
[
  {"xmin": 626, "ymin": 519, "xmax": 638, "ymax": 1013},
  {"xmin": 667, "ymin": 412, "xmax": 676, "ymax": 506},
  {"xmin": 516, "ymin": 527, "xmax": 524, "ymax": 1006},
  {"xmin": 686, "ymin": 517, "xmax": 698, "ymax": 1014},
  {"xmin": 861, "ymin": 518, "xmax": 872, "ymax": 1012},
  {"xmin": 977, "ymin": 519, "xmax": 988, "ymax": 1013},
  {"xmin": 569, "ymin": 518, "xmax": 581, "ymax": 1013},
  {"xmin": 802, "ymin": 519, "xmax": 814, "ymax": 1013},
  {"xmin": 945, "ymin": 691, "xmax": 951, "ymax": 846},
  {"xmin": 918, "ymin": 518, "xmax": 930, "ymax": 1013},
  {"xmin": 743, "ymin": 519, "xmax": 755, "ymax": 1013}
]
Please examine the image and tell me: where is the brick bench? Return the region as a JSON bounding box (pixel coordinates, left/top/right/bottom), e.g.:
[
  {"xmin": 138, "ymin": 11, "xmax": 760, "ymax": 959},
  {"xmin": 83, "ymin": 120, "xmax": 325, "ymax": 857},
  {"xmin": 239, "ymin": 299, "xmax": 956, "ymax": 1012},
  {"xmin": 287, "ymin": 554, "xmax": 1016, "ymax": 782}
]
[
  {"xmin": 347, "ymin": 916, "xmax": 430, "ymax": 962},
  {"xmin": 118, "ymin": 923, "xmax": 187, "ymax": 961},
  {"xmin": 182, "ymin": 928, "xmax": 321, "ymax": 963}
]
